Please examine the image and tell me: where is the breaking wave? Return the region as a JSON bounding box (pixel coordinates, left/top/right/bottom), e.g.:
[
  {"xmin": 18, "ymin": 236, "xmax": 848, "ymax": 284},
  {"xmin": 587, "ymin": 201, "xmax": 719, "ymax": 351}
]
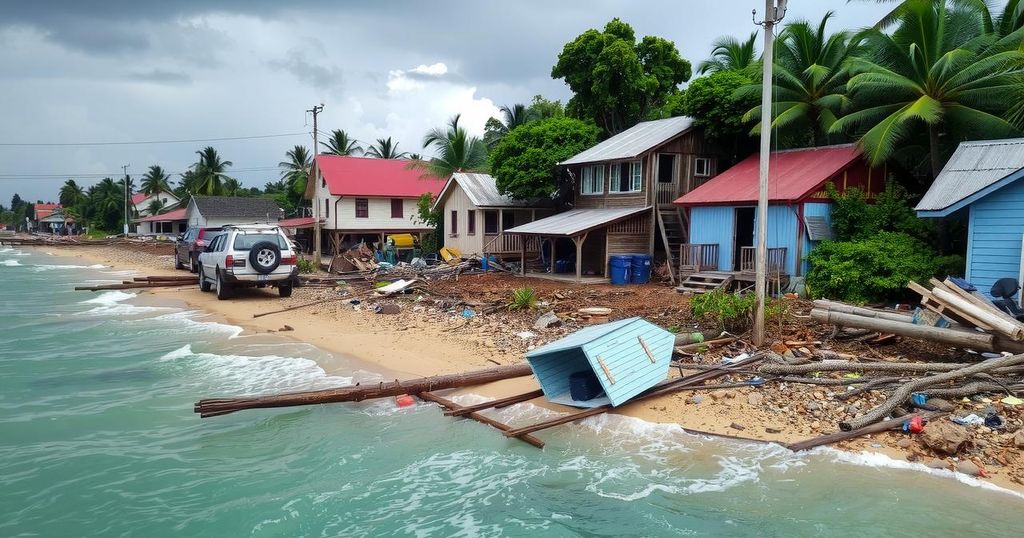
[{"xmin": 1, "ymin": 259, "xmax": 22, "ymax": 266}]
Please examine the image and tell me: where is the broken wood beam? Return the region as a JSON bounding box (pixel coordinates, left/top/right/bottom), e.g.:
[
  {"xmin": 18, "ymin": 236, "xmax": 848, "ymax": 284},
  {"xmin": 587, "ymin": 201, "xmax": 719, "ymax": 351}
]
[
  {"xmin": 443, "ymin": 389, "xmax": 545, "ymax": 417},
  {"xmin": 75, "ymin": 281, "xmax": 196, "ymax": 291},
  {"xmin": 811, "ymin": 309, "xmax": 997, "ymax": 351},
  {"xmin": 674, "ymin": 336, "xmax": 737, "ymax": 353},
  {"xmin": 788, "ymin": 411, "xmax": 946, "ymax": 452},
  {"xmin": 813, "ymin": 300, "xmax": 913, "ymax": 323},
  {"xmin": 930, "ymin": 286, "xmax": 1024, "ymax": 341},
  {"xmin": 419, "ymin": 391, "xmax": 545, "ymax": 449},
  {"xmin": 132, "ymin": 275, "xmax": 199, "ymax": 282},
  {"xmin": 194, "ymin": 363, "xmax": 535, "ymax": 418}
]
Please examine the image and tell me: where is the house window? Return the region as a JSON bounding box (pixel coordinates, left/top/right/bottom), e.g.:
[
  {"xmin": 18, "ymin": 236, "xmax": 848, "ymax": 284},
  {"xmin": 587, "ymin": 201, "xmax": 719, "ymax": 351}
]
[
  {"xmin": 581, "ymin": 165, "xmax": 604, "ymax": 195},
  {"xmin": 502, "ymin": 210, "xmax": 516, "ymax": 230},
  {"xmin": 609, "ymin": 163, "xmax": 624, "ymax": 192},
  {"xmin": 325, "ymin": 199, "xmax": 330, "ymax": 219},
  {"xmin": 391, "ymin": 198, "xmax": 403, "ymax": 218},
  {"xmin": 484, "ymin": 211, "xmax": 499, "ymax": 234},
  {"xmin": 630, "ymin": 161, "xmax": 642, "ymax": 191},
  {"xmin": 450, "ymin": 210, "xmax": 458, "ymax": 235},
  {"xmin": 694, "ymin": 157, "xmax": 711, "ymax": 177},
  {"xmin": 467, "ymin": 210, "xmax": 476, "ymax": 235},
  {"xmin": 355, "ymin": 198, "xmax": 368, "ymax": 218}
]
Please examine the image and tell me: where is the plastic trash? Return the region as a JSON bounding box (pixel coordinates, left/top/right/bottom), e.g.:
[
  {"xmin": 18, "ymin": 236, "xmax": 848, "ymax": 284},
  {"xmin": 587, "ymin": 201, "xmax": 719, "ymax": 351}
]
[
  {"xmin": 951, "ymin": 413, "xmax": 985, "ymax": 426},
  {"xmin": 721, "ymin": 352, "xmax": 750, "ymax": 365},
  {"xmin": 746, "ymin": 377, "xmax": 766, "ymax": 386},
  {"xmin": 903, "ymin": 415, "xmax": 924, "ymax": 433},
  {"xmin": 911, "ymin": 393, "xmax": 928, "ymax": 406},
  {"xmin": 1001, "ymin": 396, "xmax": 1024, "ymax": 406},
  {"xmin": 984, "ymin": 409, "xmax": 1004, "ymax": 429},
  {"xmin": 462, "ymin": 308, "xmax": 475, "ymax": 318}
]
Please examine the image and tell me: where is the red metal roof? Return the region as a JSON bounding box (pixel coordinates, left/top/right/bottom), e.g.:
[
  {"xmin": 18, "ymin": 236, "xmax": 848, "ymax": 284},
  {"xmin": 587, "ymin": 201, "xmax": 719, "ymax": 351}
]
[
  {"xmin": 674, "ymin": 145, "xmax": 863, "ymax": 205},
  {"xmin": 277, "ymin": 216, "xmax": 315, "ymax": 228},
  {"xmin": 315, "ymin": 155, "xmax": 447, "ymax": 198},
  {"xmin": 131, "ymin": 193, "xmax": 148, "ymax": 205},
  {"xmin": 138, "ymin": 208, "xmax": 186, "ymax": 222},
  {"xmin": 34, "ymin": 203, "xmax": 61, "ymax": 219}
]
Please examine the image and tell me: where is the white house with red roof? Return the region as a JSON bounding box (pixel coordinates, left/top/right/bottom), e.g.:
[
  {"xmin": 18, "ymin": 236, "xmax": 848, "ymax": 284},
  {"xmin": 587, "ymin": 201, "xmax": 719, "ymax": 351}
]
[
  {"xmin": 307, "ymin": 155, "xmax": 447, "ymax": 253},
  {"xmin": 131, "ymin": 191, "xmax": 180, "ymax": 217}
]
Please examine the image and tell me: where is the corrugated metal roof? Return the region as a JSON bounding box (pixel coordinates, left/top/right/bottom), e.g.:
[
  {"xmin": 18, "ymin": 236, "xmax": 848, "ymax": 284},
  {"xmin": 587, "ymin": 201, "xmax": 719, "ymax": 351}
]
[
  {"xmin": 449, "ymin": 172, "xmax": 533, "ymax": 208},
  {"xmin": 504, "ymin": 207, "xmax": 649, "ymax": 236},
  {"xmin": 315, "ymin": 155, "xmax": 447, "ymax": 198},
  {"xmin": 916, "ymin": 138, "xmax": 1024, "ymax": 212},
  {"xmin": 675, "ymin": 145, "xmax": 862, "ymax": 205},
  {"xmin": 561, "ymin": 117, "xmax": 695, "ymax": 165},
  {"xmin": 804, "ymin": 215, "xmax": 833, "ymax": 241}
]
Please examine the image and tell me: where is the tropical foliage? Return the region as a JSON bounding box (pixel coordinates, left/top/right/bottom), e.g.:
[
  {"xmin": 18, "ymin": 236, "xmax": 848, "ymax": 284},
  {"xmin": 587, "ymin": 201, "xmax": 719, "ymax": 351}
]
[
  {"xmin": 59, "ymin": 179, "xmax": 85, "ymax": 208},
  {"xmin": 489, "ymin": 116, "xmax": 601, "ymax": 200},
  {"xmin": 191, "ymin": 146, "xmax": 234, "ymax": 195},
  {"xmin": 364, "ymin": 137, "xmax": 409, "ymax": 159},
  {"xmin": 140, "ymin": 165, "xmax": 172, "ymax": 195},
  {"xmin": 278, "ymin": 145, "xmax": 312, "ymax": 209},
  {"xmin": 417, "ymin": 114, "xmax": 488, "ymax": 178},
  {"xmin": 681, "ymin": 70, "xmax": 759, "ymax": 150},
  {"xmin": 552, "ymin": 18, "xmax": 691, "ymax": 134},
  {"xmin": 697, "ymin": 32, "xmax": 759, "ymax": 75},
  {"xmin": 321, "ymin": 129, "xmax": 362, "ymax": 156}
]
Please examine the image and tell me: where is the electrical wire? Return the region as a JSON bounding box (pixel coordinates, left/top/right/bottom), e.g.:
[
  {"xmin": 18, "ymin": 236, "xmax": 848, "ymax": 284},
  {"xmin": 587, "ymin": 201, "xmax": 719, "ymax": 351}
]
[
  {"xmin": 0, "ymin": 166, "xmax": 285, "ymax": 180},
  {"xmin": 0, "ymin": 132, "xmax": 310, "ymax": 147}
]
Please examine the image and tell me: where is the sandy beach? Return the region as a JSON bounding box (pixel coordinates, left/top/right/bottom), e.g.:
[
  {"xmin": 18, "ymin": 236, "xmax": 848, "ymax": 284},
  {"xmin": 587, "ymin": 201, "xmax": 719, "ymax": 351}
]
[{"xmin": 35, "ymin": 241, "xmax": 1024, "ymax": 496}]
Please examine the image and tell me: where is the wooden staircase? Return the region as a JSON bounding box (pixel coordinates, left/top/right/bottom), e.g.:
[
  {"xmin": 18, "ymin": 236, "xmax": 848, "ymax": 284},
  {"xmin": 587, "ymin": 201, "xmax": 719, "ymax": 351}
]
[
  {"xmin": 656, "ymin": 205, "xmax": 687, "ymax": 284},
  {"xmin": 675, "ymin": 272, "xmax": 734, "ymax": 294}
]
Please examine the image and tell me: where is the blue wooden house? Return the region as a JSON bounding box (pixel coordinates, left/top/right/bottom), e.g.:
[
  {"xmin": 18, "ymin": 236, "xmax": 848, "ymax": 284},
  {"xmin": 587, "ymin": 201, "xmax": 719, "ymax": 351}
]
[
  {"xmin": 917, "ymin": 138, "xmax": 1024, "ymax": 300},
  {"xmin": 524, "ymin": 317, "xmax": 674, "ymax": 408},
  {"xmin": 673, "ymin": 145, "xmax": 883, "ymax": 283}
]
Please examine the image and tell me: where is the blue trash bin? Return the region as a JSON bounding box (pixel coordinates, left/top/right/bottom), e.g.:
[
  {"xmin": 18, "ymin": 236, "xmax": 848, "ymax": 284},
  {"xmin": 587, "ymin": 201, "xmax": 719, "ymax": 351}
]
[
  {"xmin": 609, "ymin": 255, "xmax": 632, "ymax": 285},
  {"xmin": 630, "ymin": 254, "xmax": 652, "ymax": 284}
]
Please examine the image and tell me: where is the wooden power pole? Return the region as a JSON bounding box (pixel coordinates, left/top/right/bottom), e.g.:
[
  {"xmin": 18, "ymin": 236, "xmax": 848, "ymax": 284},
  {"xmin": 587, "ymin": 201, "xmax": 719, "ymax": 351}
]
[
  {"xmin": 308, "ymin": 104, "xmax": 324, "ymax": 267},
  {"xmin": 753, "ymin": 0, "xmax": 787, "ymax": 346}
]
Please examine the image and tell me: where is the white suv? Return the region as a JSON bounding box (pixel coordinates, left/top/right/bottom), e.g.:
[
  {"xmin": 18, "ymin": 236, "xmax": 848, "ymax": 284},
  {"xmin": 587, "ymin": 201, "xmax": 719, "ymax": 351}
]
[{"xmin": 197, "ymin": 224, "xmax": 299, "ymax": 300}]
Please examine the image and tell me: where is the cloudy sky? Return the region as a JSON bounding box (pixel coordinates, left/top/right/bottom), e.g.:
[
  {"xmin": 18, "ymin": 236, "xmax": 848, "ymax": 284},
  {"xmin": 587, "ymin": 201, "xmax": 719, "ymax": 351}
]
[{"xmin": 0, "ymin": 0, "xmax": 890, "ymax": 204}]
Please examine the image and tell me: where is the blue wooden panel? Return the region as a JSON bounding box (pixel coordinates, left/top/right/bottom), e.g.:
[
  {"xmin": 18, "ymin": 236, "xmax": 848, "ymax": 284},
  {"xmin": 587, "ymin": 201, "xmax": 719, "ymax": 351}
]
[
  {"xmin": 689, "ymin": 206, "xmax": 736, "ymax": 270},
  {"xmin": 581, "ymin": 319, "xmax": 674, "ymax": 406},
  {"xmin": 754, "ymin": 205, "xmax": 802, "ymax": 275},
  {"xmin": 526, "ymin": 348, "xmax": 603, "ymax": 407},
  {"xmin": 966, "ymin": 179, "xmax": 1024, "ymax": 301},
  {"xmin": 801, "ymin": 202, "xmax": 832, "ymax": 275},
  {"xmin": 526, "ymin": 317, "xmax": 636, "ymax": 357}
]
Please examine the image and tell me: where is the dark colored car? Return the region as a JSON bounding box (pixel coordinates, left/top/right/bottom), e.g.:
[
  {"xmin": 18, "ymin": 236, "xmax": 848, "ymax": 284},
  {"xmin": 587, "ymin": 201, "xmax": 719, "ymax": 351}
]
[{"xmin": 175, "ymin": 226, "xmax": 225, "ymax": 273}]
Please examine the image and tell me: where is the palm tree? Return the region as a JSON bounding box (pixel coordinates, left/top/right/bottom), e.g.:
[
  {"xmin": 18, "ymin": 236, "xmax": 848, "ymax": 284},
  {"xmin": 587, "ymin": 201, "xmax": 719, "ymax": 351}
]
[
  {"xmin": 364, "ymin": 137, "xmax": 408, "ymax": 159},
  {"xmin": 831, "ymin": 0, "xmax": 1024, "ymax": 176},
  {"xmin": 146, "ymin": 198, "xmax": 167, "ymax": 216},
  {"xmin": 59, "ymin": 179, "xmax": 85, "ymax": 208},
  {"xmin": 176, "ymin": 169, "xmax": 201, "ymax": 198},
  {"xmin": 88, "ymin": 178, "xmax": 123, "ymax": 231},
  {"xmin": 697, "ymin": 32, "xmax": 759, "ymax": 75},
  {"xmin": 863, "ymin": 0, "xmax": 1024, "ymax": 37},
  {"xmin": 140, "ymin": 165, "xmax": 172, "ymax": 195},
  {"xmin": 741, "ymin": 12, "xmax": 858, "ymax": 147},
  {"xmin": 278, "ymin": 145, "xmax": 312, "ymax": 206},
  {"xmin": 321, "ymin": 129, "xmax": 362, "ymax": 156},
  {"xmin": 417, "ymin": 114, "xmax": 488, "ymax": 178},
  {"xmin": 484, "ymin": 104, "xmax": 534, "ymax": 147},
  {"xmin": 192, "ymin": 146, "xmax": 234, "ymax": 195},
  {"xmin": 222, "ymin": 178, "xmax": 242, "ymax": 196}
]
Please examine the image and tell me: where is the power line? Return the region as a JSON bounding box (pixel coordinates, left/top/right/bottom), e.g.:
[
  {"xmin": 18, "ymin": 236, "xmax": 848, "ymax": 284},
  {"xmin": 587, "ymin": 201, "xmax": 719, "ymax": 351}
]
[
  {"xmin": 0, "ymin": 166, "xmax": 285, "ymax": 179},
  {"xmin": 0, "ymin": 132, "xmax": 310, "ymax": 147}
]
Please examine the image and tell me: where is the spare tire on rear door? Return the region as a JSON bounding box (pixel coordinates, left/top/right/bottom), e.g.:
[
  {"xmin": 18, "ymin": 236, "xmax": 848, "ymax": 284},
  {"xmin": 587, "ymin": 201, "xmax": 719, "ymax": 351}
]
[{"xmin": 248, "ymin": 241, "xmax": 281, "ymax": 274}]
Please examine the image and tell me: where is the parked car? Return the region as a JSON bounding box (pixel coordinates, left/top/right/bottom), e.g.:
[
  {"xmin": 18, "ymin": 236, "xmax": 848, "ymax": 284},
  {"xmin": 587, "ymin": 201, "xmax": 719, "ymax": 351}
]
[
  {"xmin": 175, "ymin": 226, "xmax": 224, "ymax": 272},
  {"xmin": 197, "ymin": 224, "xmax": 299, "ymax": 300}
]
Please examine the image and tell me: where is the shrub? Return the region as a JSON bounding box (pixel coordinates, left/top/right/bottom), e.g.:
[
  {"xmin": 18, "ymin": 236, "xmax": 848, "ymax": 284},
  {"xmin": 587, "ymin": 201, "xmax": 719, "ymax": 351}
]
[
  {"xmin": 691, "ymin": 289, "xmax": 758, "ymax": 332},
  {"xmin": 296, "ymin": 258, "xmax": 316, "ymax": 274},
  {"xmin": 508, "ymin": 287, "xmax": 538, "ymax": 311},
  {"xmin": 806, "ymin": 231, "xmax": 938, "ymax": 303}
]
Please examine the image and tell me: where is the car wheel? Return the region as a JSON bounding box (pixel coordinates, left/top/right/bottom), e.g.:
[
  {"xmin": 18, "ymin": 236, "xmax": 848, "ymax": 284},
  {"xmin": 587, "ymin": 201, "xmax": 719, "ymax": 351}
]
[
  {"xmin": 174, "ymin": 253, "xmax": 184, "ymax": 270},
  {"xmin": 199, "ymin": 266, "xmax": 212, "ymax": 292},
  {"xmin": 189, "ymin": 254, "xmax": 198, "ymax": 274},
  {"xmin": 215, "ymin": 269, "xmax": 230, "ymax": 300},
  {"xmin": 278, "ymin": 284, "xmax": 293, "ymax": 298}
]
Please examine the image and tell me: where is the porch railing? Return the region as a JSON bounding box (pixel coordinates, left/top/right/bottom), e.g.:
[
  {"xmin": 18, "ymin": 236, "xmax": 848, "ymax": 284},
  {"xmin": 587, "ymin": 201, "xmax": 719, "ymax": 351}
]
[
  {"xmin": 483, "ymin": 233, "xmax": 539, "ymax": 254},
  {"xmin": 739, "ymin": 247, "xmax": 787, "ymax": 274},
  {"xmin": 656, "ymin": 183, "xmax": 678, "ymax": 205},
  {"xmin": 678, "ymin": 243, "xmax": 719, "ymax": 274}
]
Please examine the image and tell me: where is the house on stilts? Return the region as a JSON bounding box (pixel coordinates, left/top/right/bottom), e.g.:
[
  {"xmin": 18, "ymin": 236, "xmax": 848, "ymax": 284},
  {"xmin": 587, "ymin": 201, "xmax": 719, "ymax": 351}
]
[
  {"xmin": 503, "ymin": 116, "xmax": 720, "ymax": 283},
  {"xmin": 673, "ymin": 144, "xmax": 883, "ymax": 293}
]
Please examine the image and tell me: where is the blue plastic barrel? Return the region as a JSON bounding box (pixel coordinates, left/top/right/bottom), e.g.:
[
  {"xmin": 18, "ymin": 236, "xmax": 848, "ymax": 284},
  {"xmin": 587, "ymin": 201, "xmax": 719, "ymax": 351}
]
[
  {"xmin": 609, "ymin": 255, "xmax": 632, "ymax": 285},
  {"xmin": 481, "ymin": 256, "xmax": 490, "ymax": 272},
  {"xmin": 630, "ymin": 254, "xmax": 652, "ymax": 284}
]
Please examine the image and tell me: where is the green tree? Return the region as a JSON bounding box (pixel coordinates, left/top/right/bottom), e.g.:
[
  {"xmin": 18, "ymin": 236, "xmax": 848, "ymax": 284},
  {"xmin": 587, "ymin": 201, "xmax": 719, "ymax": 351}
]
[
  {"xmin": 364, "ymin": 137, "xmax": 408, "ymax": 159},
  {"xmin": 489, "ymin": 117, "xmax": 601, "ymax": 200},
  {"xmin": 321, "ymin": 129, "xmax": 362, "ymax": 156},
  {"xmin": 742, "ymin": 12, "xmax": 858, "ymax": 148},
  {"xmin": 59, "ymin": 179, "xmax": 85, "ymax": 208},
  {"xmin": 117, "ymin": 175, "xmax": 137, "ymax": 220},
  {"xmin": 526, "ymin": 95, "xmax": 565, "ymax": 120},
  {"xmin": 175, "ymin": 169, "xmax": 202, "ymax": 198},
  {"xmin": 222, "ymin": 178, "xmax": 243, "ymax": 196},
  {"xmin": 551, "ymin": 18, "xmax": 692, "ymax": 134},
  {"xmin": 832, "ymin": 0, "xmax": 1024, "ymax": 177},
  {"xmin": 484, "ymin": 104, "xmax": 533, "ymax": 148},
  {"xmin": 83, "ymin": 178, "xmax": 124, "ymax": 231},
  {"xmin": 278, "ymin": 145, "xmax": 312, "ymax": 208},
  {"xmin": 146, "ymin": 198, "xmax": 167, "ymax": 215},
  {"xmin": 140, "ymin": 165, "xmax": 172, "ymax": 195},
  {"xmin": 417, "ymin": 114, "xmax": 488, "ymax": 178},
  {"xmin": 682, "ymin": 70, "xmax": 759, "ymax": 151},
  {"xmin": 192, "ymin": 146, "xmax": 234, "ymax": 195},
  {"xmin": 697, "ymin": 32, "xmax": 759, "ymax": 75}
]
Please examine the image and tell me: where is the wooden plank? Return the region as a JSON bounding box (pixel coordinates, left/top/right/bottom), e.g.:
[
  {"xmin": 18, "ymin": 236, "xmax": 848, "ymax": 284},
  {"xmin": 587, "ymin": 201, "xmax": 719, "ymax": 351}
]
[
  {"xmin": 637, "ymin": 336, "xmax": 657, "ymax": 364},
  {"xmin": 419, "ymin": 392, "xmax": 545, "ymax": 449},
  {"xmin": 443, "ymin": 389, "xmax": 544, "ymax": 417},
  {"xmin": 941, "ymin": 277, "xmax": 1023, "ymax": 327},
  {"xmin": 596, "ymin": 356, "xmax": 616, "ymax": 384}
]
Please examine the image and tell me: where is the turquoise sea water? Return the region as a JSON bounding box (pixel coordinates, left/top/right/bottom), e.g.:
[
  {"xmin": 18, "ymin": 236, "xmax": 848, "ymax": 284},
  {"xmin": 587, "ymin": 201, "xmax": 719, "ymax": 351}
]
[{"xmin": 2, "ymin": 246, "xmax": 1023, "ymax": 537}]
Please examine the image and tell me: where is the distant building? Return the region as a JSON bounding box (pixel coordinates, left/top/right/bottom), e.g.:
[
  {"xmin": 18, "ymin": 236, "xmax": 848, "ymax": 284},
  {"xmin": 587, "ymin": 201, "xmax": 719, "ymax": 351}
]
[
  {"xmin": 137, "ymin": 207, "xmax": 187, "ymax": 237},
  {"xmin": 30, "ymin": 203, "xmax": 62, "ymax": 232},
  {"xmin": 131, "ymin": 191, "xmax": 180, "ymax": 217},
  {"xmin": 917, "ymin": 138, "xmax": 1024, "ymax": 300},
  {"xmin": 184, "ymin": 196, "xmax": 283, "ymax": 228}
]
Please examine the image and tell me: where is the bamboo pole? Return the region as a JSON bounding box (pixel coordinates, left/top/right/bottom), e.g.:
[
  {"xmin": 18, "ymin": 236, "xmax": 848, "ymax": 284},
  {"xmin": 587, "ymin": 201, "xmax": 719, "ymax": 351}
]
[
  {"xmin": 811, "ymin": 309, "xmax": 996, "ymax": 350},
  {"xmin": 813, "ymin": 300, "xmax": 913, "ymax": 323},
  {"xmin": 194, "ymin": 363, "xmax": 535, "ymax": 417},
  {"xmin": 419, "ymin": 392, "xmax": 545, "ymax": 449}
]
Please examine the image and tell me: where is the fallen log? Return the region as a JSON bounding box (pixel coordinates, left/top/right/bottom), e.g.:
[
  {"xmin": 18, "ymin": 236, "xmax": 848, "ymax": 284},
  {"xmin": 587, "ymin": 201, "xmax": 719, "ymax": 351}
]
[
  {"xmin": 674, "ymin": 336, "xmax": 738, "ymax": 353},
  {"xmin": 194, "ymin": 363, "xmax": 535, "ymax": 417},
  {"xmin": 916, "ymin": 382, "xmax": 1024, "ymax": 399},
  {"xmin": 443, "ymin": 389, "xmax": 544, "ymax": 417},
  {"xmin": 811, "ymin": 309, "xmax": 998, "ymax": 351},
  {"xmin": 840, "ymin": 353, "xmax": 1024, "ymax": 431},
  {"xmin": 930, "ymin": 286, "xmax": 1024, "ymax": 341},
  {"xmin": 833, "ymin": 377, "xmax": 905, "ymax": 400},
  {"xmin": 813, "ymin": 300, "xmax": 913, "ymax": 323},
  {"xmin": 252, "ymin": 297, "xmax": 346, "ymax": 318},
  {"xmin": 419, "ymin": 392, "xmax": 545, "ymax": 449},
  {"xmin": 133, "ymin": 275, "xmax": 199, "ymax": 282},
  {"xmin": 788, "ymin": 411, "xmax": 946, "ymax": 451}
]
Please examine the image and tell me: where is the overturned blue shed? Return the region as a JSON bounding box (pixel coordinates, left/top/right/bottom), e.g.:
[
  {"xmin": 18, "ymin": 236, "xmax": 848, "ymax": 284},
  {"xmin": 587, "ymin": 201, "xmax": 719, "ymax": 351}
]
[{"xmin": 524, "ymin": 317, "xmax": 674, "ymax": 408}]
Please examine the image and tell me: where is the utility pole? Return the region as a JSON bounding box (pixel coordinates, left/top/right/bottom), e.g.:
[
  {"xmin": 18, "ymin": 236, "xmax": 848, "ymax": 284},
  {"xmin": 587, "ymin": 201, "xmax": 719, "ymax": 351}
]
[
  {"xmin": 122, "ymin": 164, "xmax": 130, "ymax": 237},
  {"xmin": 753, "ymin": 0, "xmax": 787, "ymax": 346},
  {"xmin": 307, "ymin": 103, "xmax": 325, "ymax": 267}
]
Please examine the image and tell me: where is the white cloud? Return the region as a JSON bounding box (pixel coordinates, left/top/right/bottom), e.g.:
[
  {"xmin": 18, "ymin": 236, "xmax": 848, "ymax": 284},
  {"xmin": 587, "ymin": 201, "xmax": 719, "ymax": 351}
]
[{"xmin": 410, "ymin": 62, "xmax": 448, "ymax": 76}]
